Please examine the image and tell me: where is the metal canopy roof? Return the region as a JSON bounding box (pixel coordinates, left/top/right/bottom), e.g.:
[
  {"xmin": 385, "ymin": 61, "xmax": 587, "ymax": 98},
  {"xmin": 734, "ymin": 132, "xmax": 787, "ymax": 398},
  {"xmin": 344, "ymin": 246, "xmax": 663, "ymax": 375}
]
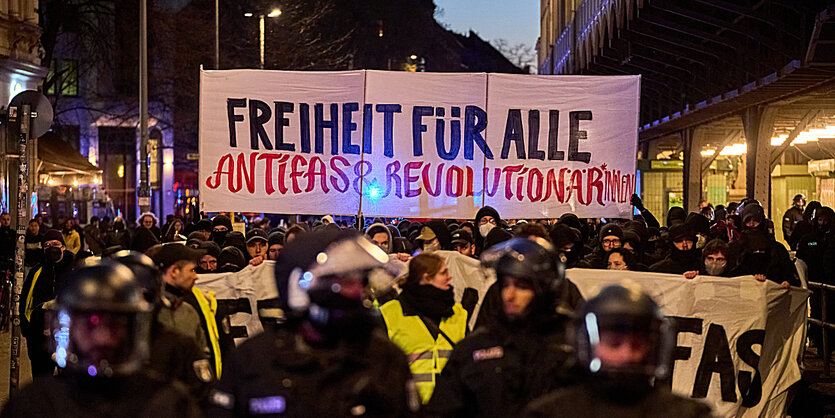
[
  {"xmin": 637, "ymin": 4, "xmax": 835, "ymax": 143},
  {"xmin": 638, "ymin": 61, "xmax": 835, "ymax": 141}
]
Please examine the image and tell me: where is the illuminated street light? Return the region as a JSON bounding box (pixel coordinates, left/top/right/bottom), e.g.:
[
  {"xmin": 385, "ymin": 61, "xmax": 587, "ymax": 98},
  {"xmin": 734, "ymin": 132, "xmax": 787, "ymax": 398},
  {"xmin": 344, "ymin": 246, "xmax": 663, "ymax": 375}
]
[{"xmin": 245, "ymin": 8, "xmax": 282, "ymax": 69}]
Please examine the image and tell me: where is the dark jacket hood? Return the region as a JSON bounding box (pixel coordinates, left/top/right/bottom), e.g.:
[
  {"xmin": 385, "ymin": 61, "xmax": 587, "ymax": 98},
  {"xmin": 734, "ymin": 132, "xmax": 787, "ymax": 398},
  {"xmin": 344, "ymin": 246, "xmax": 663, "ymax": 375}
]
[
  {"xmin": 424, "ymin": 219, "xmax": 453, "ymax": 251},
  {"xmin": 474, "ymin": 206, "xmax": 502, "ymax": 241}
]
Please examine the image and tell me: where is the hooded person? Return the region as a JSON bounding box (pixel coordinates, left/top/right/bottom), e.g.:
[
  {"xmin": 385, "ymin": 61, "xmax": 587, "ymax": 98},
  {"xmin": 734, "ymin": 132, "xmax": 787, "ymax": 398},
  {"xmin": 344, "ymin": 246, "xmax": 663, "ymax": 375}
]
[
  {"xmin": 740, "ymin": 202, "xmax": 776, "ymax": 237},
  {"xmin": 473, "ymin": 206, "xmax": 502, "ymax": 255},
  {"xmin": 666, "ymin": 206, "xmax": 687, "ymax": 227},
  {"xmin": 418, "ymin": 220, "xmax": 454, "ymax": 252},
  {"xmin": 619, "ymin": 230, "xmax": 650, "ymax": 270},
  {"xmin": 579, "ymin": 223, "xmax": 623, "ymax": 269},
  {"xmin": 186, "ymin": 231, "xmax": 205, "ymax": 249},
  {"xmin": 20, "ymin": 229, "xmax": 76, "ymax": 376},
  {"xmin": 194, "ymin": 219, "xmax": 213, "ymax": 241},
  {"xmin": 387, "ymin": 224, "xmax": 401, "ymax": 238},
  {"xmin": 549, "ymin": 223, "xmax": 584, "ymax": 268},
  {"xmin": 649, "ymin": 224, "xmax": 701, "ymax": 274},
  {"xmin": 196, "ymin": 241, "xmax": 222, "ymax": 273},
  {"xmin": 222, "ymin": 231, "xmax": 247, "ymax": 258},
  {"xmin": 131, "ymin": 225, "xmax": 161, "ymax": 254},
  {"xmin": 482, "ymin": 226, "xmax": 513, "ymax": 252},
  {"xmin": 732, "ymin": 229, "xmax": 799, "ymax": 286},
  {"xmin": 685, "ymin": 212, "xmax": 710, "ymax": 249},
  {"xmin": 789, "ymin": 201, "xmax": 823, "ymax": 250},
  {"xmin": 397, "ymin": 220, "xmax": 411, "ymax": 238},
  {"xmin": 217, "ymin": 246, "xmax": 247, "ymax": 273},
  {"xmin": 365, "ymin": 223, "xmax": 393, "ymax": 253},
  {"xmin": 266, "ymin": 230, "xmax": 285, "ymax": 261},
  {"xmin": 211, "ymin": 215, "xmax": 233, "ymax": 247}
]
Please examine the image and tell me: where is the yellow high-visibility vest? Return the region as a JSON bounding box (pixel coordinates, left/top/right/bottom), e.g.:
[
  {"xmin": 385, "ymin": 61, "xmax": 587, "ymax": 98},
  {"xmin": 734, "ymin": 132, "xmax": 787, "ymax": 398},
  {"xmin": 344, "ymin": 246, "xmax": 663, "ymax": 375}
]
[
  {"xmin": 192, "ymin": 287, "xmax": 222, "ymax": 378},
  {"xmin": 24, "ymin": 267, "xmax": 43, "ymax": 322},
  {"xmin": 380, "ymin": 299, "xmax": 467, "ymax": 404}
]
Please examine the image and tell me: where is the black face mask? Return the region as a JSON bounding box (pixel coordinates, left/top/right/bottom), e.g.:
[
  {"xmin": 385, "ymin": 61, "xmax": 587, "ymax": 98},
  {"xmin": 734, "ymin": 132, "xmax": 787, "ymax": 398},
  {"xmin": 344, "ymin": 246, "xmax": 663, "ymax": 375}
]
[
  {"xmin": 212, "ymin": 230, "xmax": 229, "ymax": 246},
  {"xmin": 45, "ymin": 247, "xmax": 63, "ymax": 263},
  {"xmin": 743, "ymin": 252, "xmax": 769, "ymax": 274}
]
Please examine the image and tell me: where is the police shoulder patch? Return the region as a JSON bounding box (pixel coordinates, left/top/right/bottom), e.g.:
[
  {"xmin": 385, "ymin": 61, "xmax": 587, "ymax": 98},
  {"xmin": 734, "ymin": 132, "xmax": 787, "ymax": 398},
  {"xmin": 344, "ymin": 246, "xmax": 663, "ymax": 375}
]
[
  {"xmin": 472, "ymin": 346, "xmax": 504, "ymax": 362},
  {"xmin": 249, "ymin": 396, "xmax": 286, "ymax": 415},
  {"xmin": 210, "ymin": 390, "xmax": 235, "ymax": 409},
  {"xmin": 193, "ymin": 359, "xmax": 214, "ymax": 382}
]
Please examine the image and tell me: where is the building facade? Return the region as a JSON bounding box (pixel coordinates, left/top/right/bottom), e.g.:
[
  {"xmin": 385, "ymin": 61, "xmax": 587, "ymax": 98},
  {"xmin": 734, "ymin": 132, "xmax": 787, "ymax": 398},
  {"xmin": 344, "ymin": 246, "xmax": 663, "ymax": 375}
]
[{"xmin": 0, "ymin": 0, "xmax": 47, "ymax": 214}]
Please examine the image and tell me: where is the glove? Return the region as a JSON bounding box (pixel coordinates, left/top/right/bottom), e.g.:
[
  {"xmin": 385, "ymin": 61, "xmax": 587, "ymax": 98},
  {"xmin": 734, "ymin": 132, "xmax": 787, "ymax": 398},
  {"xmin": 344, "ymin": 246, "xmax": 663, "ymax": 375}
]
[{"xmin": 630, "ymin": 193, "xmax": 645, "ymax": 211}]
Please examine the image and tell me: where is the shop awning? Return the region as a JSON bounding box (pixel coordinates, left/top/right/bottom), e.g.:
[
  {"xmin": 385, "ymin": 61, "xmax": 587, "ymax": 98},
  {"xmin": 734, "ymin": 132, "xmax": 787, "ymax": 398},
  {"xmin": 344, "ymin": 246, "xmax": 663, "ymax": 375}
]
[{"xmin": 37, "ymin": 132, "xmax": 101, "ymax": 175}]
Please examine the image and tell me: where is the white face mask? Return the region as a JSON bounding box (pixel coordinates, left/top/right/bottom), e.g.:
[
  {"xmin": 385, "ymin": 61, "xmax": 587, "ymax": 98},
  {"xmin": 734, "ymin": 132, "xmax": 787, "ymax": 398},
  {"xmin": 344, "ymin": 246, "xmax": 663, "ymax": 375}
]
[
  {"xmin": 423, "ymin": 240, "xmax": 441, "ymax": 253},
  {"xmin": 704, "ymin": 260, "xmax": 727, "ymax": 276},
  {"xmin": 479, "ymin": 223, "xmax": 495, "ymax": 237}
]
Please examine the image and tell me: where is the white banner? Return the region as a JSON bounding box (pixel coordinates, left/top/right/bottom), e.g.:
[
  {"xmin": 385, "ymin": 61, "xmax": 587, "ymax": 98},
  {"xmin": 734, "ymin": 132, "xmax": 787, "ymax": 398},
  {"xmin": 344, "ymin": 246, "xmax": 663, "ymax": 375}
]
[
  {"xmin": 485, "ymin": 75, "xmax": 639, "ymax": 218},
  {"xmin": 567, "ymin": 269, "xmax": 808, "ymax": 418},
  {"xmin": 199, "ymin": 70, "xmax": 639, "ymax": 218},
  {"xmin": 197, "ymin": 262, "xmax": 807, "ymax": 417}
]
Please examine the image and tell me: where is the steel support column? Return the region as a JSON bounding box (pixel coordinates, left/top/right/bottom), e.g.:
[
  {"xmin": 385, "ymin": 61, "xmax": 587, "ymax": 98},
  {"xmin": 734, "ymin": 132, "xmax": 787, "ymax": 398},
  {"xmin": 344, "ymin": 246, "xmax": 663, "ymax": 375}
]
[
  {"xmin": 683, "ymin": 127, "xmax": 704, "ymax": 212},
  {"xmin": 742, "ymin": 106, "xmax": 777, "ymax": 216}
]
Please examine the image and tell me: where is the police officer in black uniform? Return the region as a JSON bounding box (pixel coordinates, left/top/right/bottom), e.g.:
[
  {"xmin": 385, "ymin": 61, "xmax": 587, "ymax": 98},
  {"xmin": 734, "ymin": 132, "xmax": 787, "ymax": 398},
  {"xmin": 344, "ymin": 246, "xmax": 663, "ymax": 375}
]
[
  {"xmin": 1, "ymin": 261, "xmax": 201, "ymax": 418},
  {"xmin": 425, "ymin": 237, "xmax": 579, "ymax": 418},
  {"xmin": 524, "ymin": 285, "xmax": 712, "ymax": 418},
  {"xmin": 208, "ymin": 230, "xmax": 418, "ymax": 417}
]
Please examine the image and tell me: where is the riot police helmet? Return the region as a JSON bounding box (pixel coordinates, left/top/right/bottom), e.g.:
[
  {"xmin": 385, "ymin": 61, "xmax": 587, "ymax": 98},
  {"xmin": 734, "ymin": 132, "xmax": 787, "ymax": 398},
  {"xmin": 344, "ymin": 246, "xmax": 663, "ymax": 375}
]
[{"xmin": 53, "ymin": 261, "xmax": 152, "ymax": 377}]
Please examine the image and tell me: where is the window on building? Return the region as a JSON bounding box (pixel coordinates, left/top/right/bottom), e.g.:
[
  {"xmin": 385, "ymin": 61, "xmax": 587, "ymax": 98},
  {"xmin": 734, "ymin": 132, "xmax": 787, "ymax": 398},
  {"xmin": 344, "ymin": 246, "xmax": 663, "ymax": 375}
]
[
  {"xmin": 44, "ymin": 59, "xmax": 79, "ymax": 97},
  {"xmin": 45, "ymin": 60, "xmax": 57, "ymax": 95},
  {"xmin": 60, "ymin": 60, "xmax": 79, "ymax": 97}
]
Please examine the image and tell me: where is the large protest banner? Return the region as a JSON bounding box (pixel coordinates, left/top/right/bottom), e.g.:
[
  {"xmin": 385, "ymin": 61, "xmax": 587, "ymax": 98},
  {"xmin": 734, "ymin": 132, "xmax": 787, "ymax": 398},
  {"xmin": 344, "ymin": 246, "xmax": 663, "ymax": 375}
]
[
  {"xmin": 485, "ymin": 75, "xmax": 640, "ymax": 218},
  {"xmin": 199, "ymin": 70, "xmax": 366, "ymax": 215},
  {"xmin": 197, "ymin": 262, "xmax": 807, "ymax": 418},
  {"xmin": 199, "ymin": 70, "xmax": 640, "ymax": 219}
]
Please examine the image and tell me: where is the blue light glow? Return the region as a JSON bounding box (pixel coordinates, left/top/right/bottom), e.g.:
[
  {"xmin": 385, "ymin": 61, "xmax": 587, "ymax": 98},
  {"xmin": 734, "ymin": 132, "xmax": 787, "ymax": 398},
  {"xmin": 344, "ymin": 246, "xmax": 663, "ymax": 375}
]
[
  {"xmin": 54, "ymin": 310, "xmax": 70, "ymax": 368},
  {"xmin": 585, "ymin": 313, "xmax": 599, "ymax": 346},
  {"xmin": 300, "ymin": 271, "xmax": 313, "ymax": 289},
  {"xmin": 367, "ymin": 184, "xmax": 383, "ymax": 201}
]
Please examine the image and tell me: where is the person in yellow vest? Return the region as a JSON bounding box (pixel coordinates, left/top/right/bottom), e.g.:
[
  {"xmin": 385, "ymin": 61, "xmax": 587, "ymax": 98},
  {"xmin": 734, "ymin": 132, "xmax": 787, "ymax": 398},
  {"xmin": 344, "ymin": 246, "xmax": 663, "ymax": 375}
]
[
  {"xmin": 147, "ymin": 243, "xmax": 223, "ymax": 380},
  {"xmin": 19, "ymin": 229, "xmax": 75, "ymax": 377},
  {"xmin": 380, "ymin": 252, "xmax": 470, "ymax": 404}
]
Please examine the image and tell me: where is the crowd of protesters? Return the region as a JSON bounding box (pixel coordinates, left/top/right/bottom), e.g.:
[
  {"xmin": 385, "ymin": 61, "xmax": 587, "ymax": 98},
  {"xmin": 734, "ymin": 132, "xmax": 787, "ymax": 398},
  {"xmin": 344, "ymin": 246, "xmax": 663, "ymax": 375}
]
[{"xmin": 0, "ymin": 191, "xmax": 815, "ymax": 417}]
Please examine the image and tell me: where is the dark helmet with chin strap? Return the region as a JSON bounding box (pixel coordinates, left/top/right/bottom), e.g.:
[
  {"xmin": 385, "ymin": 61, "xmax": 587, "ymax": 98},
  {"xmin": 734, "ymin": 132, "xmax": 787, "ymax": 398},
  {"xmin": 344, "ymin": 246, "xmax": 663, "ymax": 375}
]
[
  {"xmin": 481, "ymin": 237, "xmax": 565, "ymax": 319},
  {"xmin": 574, "ymin": 285, "xmax": 674, "ymax": 398},
  {"xmin": 279, "ymin": 230, "xmax": 399, "ymax": 340},
  {"xmin": 53, "ymin": 261, "xmax": 152, "ymax": 377}
]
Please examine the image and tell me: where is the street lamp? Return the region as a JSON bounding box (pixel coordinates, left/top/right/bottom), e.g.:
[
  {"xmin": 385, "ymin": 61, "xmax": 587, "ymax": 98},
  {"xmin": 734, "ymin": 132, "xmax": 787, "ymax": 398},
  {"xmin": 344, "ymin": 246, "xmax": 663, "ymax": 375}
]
[{"xmin": 245, "ymin": 8, "xmax": 282, "ymax": 69}]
